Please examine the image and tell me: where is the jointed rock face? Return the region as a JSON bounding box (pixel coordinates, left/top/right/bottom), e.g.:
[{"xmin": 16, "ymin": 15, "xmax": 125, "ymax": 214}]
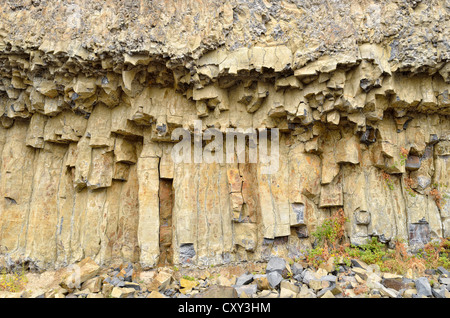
[{"xmin": 0, "ymin": 0, "xmax": 449, "ymax": 271}]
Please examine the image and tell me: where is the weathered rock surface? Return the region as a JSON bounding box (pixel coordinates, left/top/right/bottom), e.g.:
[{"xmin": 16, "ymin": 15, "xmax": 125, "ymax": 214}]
[
  {"xmin": 2, "ymin": 257, "xmax": 449, "ymax": 299},
  {"xmin": 0, "ymin": 0, "xmax": 448, "ymax": 271}
]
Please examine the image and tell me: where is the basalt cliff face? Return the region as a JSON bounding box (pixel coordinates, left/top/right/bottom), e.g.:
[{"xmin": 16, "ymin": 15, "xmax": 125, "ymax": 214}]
[{"xmin": 0, "ymin": 0, "xmax": 449, "ymax": 270}]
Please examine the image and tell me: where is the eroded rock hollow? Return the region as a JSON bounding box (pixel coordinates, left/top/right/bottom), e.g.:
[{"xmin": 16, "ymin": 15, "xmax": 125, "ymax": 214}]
[{"xmin": 0, "ymin": 0, "xmax": 449, "ymax": 270}]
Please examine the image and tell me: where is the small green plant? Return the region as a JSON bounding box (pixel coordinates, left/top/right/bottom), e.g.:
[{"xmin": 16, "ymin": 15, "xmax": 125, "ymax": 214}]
[
  {"xmin": 387, "ymin": 148, "xmax": 409, "ymax": 174},
  {"xmin": 312, "ymin": 208, "xmax": 348, "ymax": 249},
  {"xmin": 432, "ymin": 182, "xmax": 448, "ymax": 189},
  {"xmin": 391, "ymin": 148, "xmax": 408, "ymax": 170},
  {"xmin": 399, "ymin": 147, "xmax": 408, "ymax": 166},
  {"xmin": 306, "ymin": 208, "xmax": 348, "ymax": 268},
  {"xmin": 306, "ymin": 246, "xmax": 326, "ymax": 268},
  {"xmin": 403, "ymin": 177, "xmax": 416, "ymax": 197},
  {"xmin": 357, "ymin": 237, "xmax": 388, "ymax": 268},
  {"xmin": 182, "ymin": 275, "xmax": 196, "ymax": 281},
  {"xmin": 416, "ymin": 238, "xmax": 450, "ymax": 270},
  {"xmin": 382, "ymin": 172, "xmax": 395, "ymax": 190}
]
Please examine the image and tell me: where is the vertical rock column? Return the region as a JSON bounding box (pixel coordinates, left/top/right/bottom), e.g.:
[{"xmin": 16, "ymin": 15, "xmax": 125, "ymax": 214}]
[
  {"xmin": 434, "ymin": 141, "xmax": 450, "ymax": 237},
  {"xmin": 0, "ymin": 122, "xmax": 36, "ymax": 257},
  {"xmin": 137, "ymin": 137, "xmax": 160, "ymax": 268}
]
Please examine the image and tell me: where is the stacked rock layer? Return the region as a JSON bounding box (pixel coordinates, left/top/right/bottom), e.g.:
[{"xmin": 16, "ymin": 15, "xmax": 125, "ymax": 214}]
[{"xmin": 0, "ymin": 0, "xmax": 449, "ymax": 270}]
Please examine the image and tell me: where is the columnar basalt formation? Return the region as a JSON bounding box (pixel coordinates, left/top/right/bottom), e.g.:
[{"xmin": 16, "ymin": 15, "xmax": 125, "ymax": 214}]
[{"xmin": 0, "ymin": 0, "xmax": 449, "ymax": 270}]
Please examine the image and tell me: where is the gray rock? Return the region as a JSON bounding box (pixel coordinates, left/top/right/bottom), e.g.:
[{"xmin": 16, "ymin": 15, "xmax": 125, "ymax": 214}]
[
  {"xmin": 380, "ymin": 286, "xmax": 398, "ymax": 298},
  {"xmin": 123, "ymin": 282, "xmax": 141, "ymax": 290},
  {"xmin": 179, "ymin": 243, "xmax": 196, "ymax": 264},
  {"xmin": 292, "ymin": 263, "xmax": 303, "ymax": 276},
  {"xmin": 124, "ymin": 262, "xmax": 133, "ymax": 272},
  {"xmin": 338, "ymin": 266, "xmax": 350, "ymax": 273},
  {"xmin": 253, "ymin": 274, "xmax": 266, "ymax": 280},
  {"xmin": 234, "ymin": 284, "xmax": 258, "ymax": 297},
  {"xmin": 320, "ymin": 275, "xmax": 337, "ymax": 283},
  {"xmin": 301, "ymin": 270, "xmax": 315, "ymax": 285},
  {"xmin": 124, "ymin": 275, "xmax": 133, "ymax": 282},
  {"xmin": 316, "ymin": 286, "xmax": 334, "ymax": 298},
  {"xmin": 402, "ymin": 277, "xmax": 414, "ymax": 285},
  {"xmin": 340, "ymin": 275, "xmax": 357, "ymax": 284},
  {"xmin": 415, "ymin": 277, "xmax": 432, "ymax": 297},
  {"xmin": 266, "ymin": 257, "xmax": 286, "ymax": 274},
  {"xmin": 235, "ymin": 273, "xmax": 254, "ymax": 286},
  {"xmin": 124, "ymin": 266, "xmax": 133, "ymax": 282},
  {"xmin": 267, "ymin": 271, "xmax": 283, "ymax": 288},
  {"xmin": 431, "ymin": 288, "xmax": 446, "ymax": 298},
  {"xmin": 110, "ymin": 277, "xmax": 125, "ymax": 287},
  {"xmin": 164, "ymin": 288, "xmax": 176, "ymax": 297},
  {"xmin": 437, "ymin": 266, "xmax": 450, "ymax": 277},
  {"xmin": 438, "ymin": 277, "xmax": 450, "ymax": 285}
]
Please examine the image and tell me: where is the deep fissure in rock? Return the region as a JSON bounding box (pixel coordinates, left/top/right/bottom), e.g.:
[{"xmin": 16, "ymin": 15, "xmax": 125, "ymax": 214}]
[{"xmin": 158, "ymin": 178, "xmax": 174, "ymax": 266}]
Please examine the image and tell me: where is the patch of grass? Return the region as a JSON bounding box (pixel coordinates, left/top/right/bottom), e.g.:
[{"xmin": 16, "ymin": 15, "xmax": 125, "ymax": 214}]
[
  {"xmin": 312, "ymin": 208, "xmax": 348, "ymax": 250},
  {"xmin": 306, "ymin": 208, "xmax": 348, "ymax": 268},
  {"xmin": 348, "ymin": 237, "xmax": 388, "ymax": 269},
  {"xmin": 305, "ymin": 208, "xmax": 450, "ymax": 274},
  {"xmin": 182, "ymin": 275, "xmax": 196, "ymax": 281}
]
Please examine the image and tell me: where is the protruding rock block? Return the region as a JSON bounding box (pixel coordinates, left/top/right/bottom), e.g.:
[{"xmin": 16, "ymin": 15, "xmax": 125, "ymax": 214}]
[
  {"xmin": 233, "ymin": 222, "xmax": 257, "ymax": 252},
  {"xmin": 193, "ymin": 84, "xmax": 229, "ymax": 111},
  {"xmin": 137, "ymin": 157, "xmax": 160, "ymax": 268},
  {"xmin": 87, "ymin": 148, "xmax": 113, "ymax": 189}
]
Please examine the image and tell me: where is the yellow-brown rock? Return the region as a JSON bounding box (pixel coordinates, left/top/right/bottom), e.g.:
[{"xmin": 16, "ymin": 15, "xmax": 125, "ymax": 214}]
[{"xmin": 0, "ymin": 0, "xmax": 448, "ymax": 271}]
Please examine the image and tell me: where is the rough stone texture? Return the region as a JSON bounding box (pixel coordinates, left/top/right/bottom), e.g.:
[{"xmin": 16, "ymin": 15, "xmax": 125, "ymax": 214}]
[
  {"xmin": 415, "ymin": 277, "xmax": 433, "ymax": 297},
  {"xmin": 2, "ymin": 256, "xmax": 449, "ymax": 298},
  {"xmin": 267, "ymin": 271, "xmax": 283, "ymax": 289},
  {"xmin": 0, "ymin": 0, "xmax": 449, "ymax": 270},
  {"xmin": 60, "ymin": 257, "xmax": 101, "ymax": 290},
  {"xmin": 266, "ymin": 257, "xmax": 286, "ymax": 274},
  {"xmin": 194, "ymin": 285, "xmax": 238, "ymax": 298}
]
